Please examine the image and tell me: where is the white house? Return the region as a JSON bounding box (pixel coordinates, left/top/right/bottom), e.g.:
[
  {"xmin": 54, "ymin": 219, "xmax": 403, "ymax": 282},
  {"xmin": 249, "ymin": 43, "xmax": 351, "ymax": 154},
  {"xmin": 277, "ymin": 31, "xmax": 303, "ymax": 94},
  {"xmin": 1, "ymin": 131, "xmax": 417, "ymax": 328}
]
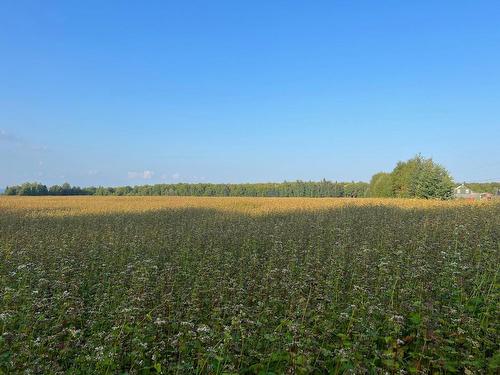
[{"xmin": 453, "ymin": 183, "xmax": 481, "ymax": 199}]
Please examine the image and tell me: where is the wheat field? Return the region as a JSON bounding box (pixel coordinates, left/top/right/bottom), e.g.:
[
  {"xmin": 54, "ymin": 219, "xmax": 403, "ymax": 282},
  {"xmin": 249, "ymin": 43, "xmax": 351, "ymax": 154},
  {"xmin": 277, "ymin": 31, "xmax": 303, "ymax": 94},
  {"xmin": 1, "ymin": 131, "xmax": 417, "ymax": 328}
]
[{"xmin": 0, "ymin": 195, "xmax": 492, "ymax": 216}]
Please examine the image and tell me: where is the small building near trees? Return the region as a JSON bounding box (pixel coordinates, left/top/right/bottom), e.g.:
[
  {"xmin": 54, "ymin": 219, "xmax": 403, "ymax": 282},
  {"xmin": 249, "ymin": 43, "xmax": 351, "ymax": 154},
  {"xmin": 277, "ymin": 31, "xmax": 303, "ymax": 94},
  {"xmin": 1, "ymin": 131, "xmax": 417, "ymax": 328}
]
[
  {"xmin": 453, "ymin": 183, "xmax": 481, "ymax": 199},
  {"xmin": 452, "ymin": 183, "xmax": 495, "ymax": 200}
]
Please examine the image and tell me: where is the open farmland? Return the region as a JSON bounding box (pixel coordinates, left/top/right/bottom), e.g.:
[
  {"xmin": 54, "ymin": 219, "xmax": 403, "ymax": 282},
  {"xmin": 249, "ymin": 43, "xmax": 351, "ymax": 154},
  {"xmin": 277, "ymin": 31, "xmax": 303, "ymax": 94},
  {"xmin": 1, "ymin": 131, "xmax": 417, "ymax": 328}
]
[{"xmin": 0, "ymin": 197, "xmax": 499, "ymax": 373}]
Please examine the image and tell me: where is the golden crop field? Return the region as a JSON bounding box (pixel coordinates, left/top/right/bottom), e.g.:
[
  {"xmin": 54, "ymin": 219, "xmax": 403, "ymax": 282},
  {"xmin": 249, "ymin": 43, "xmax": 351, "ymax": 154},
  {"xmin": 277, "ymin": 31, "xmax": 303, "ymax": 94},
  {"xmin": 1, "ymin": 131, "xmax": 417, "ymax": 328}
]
[
  {"xmin": 0, "ymin": 195, "xmax": 491, "ymax": 216},
  {"xmin": 0, "ymin": 197, "xmax": 499, "ymax": 373}
]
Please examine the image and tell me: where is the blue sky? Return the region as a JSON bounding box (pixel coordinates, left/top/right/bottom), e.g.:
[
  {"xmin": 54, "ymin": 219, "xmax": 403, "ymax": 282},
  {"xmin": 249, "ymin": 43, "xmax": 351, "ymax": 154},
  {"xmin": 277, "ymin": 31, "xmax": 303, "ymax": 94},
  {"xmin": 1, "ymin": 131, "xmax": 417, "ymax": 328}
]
[{"xmin": 1, "ymin": 1, "xmax": 499, "ymax": 187}]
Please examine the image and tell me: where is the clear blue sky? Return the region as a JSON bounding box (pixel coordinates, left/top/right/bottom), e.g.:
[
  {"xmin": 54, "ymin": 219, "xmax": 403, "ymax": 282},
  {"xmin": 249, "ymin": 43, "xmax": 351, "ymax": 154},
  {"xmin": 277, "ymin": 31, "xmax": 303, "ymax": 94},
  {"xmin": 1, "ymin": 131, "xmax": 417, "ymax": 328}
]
[{"xmin": 1, "ymin": 1, "xmax": 499, "ymax": 187}]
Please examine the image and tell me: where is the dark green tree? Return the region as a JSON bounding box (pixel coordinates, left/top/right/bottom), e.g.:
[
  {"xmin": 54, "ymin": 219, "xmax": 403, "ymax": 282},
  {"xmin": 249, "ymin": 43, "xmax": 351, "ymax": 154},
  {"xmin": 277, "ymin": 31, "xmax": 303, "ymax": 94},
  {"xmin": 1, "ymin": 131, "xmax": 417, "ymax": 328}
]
[
  {"xmin": 370, "ymin": 154, "xmax": 454, "ymax": 199},
  {"xmin": 411, "ymin": 157, "xmax": 454, "ymax": 199},
  {"xmin": 368, "ymin": 172, "xmax": 393, "ymax": 197},
  {"xmin": 18, "ymin": 182, "xmax": 48, "ymax": 196},
  {"xmin": 4, "ymin": 185, "xmax": 20, "ymax": 195}
]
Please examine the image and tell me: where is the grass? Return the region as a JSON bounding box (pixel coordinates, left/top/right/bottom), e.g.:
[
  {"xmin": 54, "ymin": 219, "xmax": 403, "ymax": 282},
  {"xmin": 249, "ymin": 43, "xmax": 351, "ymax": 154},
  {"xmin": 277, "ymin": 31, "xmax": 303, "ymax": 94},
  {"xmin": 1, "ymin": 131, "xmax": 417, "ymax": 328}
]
[{"xmin": 0, "ymin": 197, "xmax": 499, "ymax": 373}]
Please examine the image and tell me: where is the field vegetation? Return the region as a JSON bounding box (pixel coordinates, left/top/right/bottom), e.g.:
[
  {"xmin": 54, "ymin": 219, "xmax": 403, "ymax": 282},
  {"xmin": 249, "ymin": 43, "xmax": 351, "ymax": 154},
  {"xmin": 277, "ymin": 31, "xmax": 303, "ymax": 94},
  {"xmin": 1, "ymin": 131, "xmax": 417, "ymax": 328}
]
[{"xmin": 0, "ymin": 197, "xmax": 499, "ymax": 373}]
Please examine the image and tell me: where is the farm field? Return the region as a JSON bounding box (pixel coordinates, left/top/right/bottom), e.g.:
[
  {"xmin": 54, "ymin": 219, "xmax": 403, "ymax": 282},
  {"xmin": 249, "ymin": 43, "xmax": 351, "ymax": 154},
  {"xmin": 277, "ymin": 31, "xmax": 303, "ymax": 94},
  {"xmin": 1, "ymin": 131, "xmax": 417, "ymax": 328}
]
[{"xmin": 0, "ymin": 197, "xmax": 499, "ymax": 373}]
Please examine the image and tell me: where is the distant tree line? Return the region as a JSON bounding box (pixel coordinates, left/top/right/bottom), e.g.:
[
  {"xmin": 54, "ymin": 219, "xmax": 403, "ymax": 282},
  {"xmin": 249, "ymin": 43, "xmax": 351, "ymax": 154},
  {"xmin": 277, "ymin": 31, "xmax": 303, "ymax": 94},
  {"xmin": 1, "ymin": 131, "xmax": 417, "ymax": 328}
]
[
  {"xmin": 368, "ymin": 154, "xmax": 455, "ymax": 199},
  {"xmin": 5, "ymin": 156, "xmax": 495, "ymax": 199},
  {"xmin": 465, "ymin": 182, "xmax": 500, "ymax": 195},
  {"xmin": 4, "ymin": 180, "xmax": 369, "ymax": 197},
  {"xmin": 4, "ymin": 182, "xmax": 93, "ymax": 196}
]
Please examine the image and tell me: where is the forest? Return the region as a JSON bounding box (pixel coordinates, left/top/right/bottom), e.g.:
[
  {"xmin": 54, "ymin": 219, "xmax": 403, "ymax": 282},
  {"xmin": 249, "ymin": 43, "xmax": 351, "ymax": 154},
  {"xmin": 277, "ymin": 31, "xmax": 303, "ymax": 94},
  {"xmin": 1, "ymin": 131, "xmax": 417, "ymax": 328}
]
[
  {"xmin": 2, "ymin": 181, "xmax": 369, "ymax": 198},
  {"xmin": 4, "ymin": 156, "xmax": 499, "ymax": 199}
]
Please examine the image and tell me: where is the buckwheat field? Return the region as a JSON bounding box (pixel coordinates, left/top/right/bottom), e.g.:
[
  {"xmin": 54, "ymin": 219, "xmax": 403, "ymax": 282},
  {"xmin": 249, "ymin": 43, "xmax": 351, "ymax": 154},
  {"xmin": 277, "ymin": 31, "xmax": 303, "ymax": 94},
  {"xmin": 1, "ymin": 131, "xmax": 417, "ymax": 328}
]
[{"xmin": 0, "ymin": 197, "xmax": 499, "ymax": 374}]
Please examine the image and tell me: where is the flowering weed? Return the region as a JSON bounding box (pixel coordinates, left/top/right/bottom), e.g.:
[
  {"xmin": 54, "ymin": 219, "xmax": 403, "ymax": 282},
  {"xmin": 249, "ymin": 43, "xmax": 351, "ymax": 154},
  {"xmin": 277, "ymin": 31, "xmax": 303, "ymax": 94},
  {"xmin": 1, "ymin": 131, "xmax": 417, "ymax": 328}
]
[{"xmin": 0, "ymin": 197, "xmax": 498, "ymax": 373}]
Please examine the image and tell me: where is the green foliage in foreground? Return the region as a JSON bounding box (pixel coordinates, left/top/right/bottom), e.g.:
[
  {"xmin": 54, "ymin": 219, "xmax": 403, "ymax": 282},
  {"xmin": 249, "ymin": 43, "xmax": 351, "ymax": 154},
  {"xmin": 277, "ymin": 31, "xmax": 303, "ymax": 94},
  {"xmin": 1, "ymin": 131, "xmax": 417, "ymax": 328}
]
[{"xmin": 1, "ymin": 205, "xmax": 499, "ymax": 373}]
